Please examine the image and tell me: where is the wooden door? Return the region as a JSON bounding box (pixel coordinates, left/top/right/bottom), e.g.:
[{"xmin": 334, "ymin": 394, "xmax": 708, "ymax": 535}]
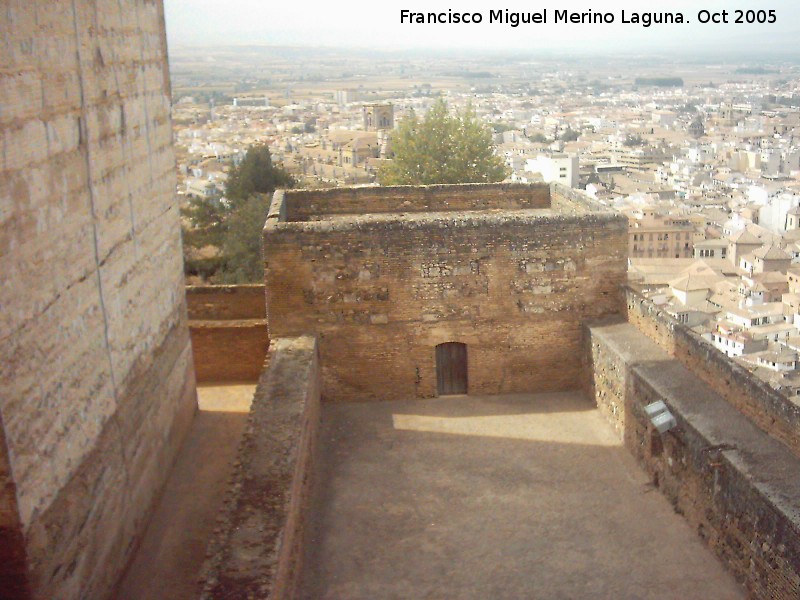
[{"xmin": 436, "ymin": 342, "xmax": 468, "ymax": 395}]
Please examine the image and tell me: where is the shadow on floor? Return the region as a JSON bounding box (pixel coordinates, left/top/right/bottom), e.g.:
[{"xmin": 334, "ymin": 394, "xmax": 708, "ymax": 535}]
[{"xmin": 114, "ymin": 384, "xmax": 254, "ymax": 600}]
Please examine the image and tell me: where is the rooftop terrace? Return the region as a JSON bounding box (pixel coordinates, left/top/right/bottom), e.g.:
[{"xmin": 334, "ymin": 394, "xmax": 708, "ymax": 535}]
[{"xmin": 301, "ymin": 393, "xmax": 744, "ymax": 599}]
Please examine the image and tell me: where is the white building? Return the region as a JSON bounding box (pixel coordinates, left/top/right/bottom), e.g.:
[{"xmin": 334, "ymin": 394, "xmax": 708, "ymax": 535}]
[
  {"xmin": 524, "ymin": 153, "xmax": 579, "ymax": 188},
  {"xmin": 759, "ymin": 193, "xmax": 800, "ymax": 233},
  {"xmin": 726, "ymin": 303, "xmax": 785, "ymax": 329},
  {"xmin": 706, "ymin": 323, "xmax": 766, "ymax": 358}
]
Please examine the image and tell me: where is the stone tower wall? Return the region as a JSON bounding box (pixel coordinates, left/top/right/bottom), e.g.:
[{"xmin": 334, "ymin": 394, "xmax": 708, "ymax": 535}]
[
  {"xmin": 264, "ymin": 184, "xmax": 627, "ymax": 402},
  {"xmin": 1, "ymin": 1, "xmax": 197, "ymax": 597}
]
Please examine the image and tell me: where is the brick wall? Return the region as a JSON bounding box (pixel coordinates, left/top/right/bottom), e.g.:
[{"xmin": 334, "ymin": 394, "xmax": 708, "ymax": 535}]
[
  {"xmin": 189, "ymin": 320, "xmax": 269, "ymax": 382},
  {"xmin": 186, "ymin": 286, "xmax": 269, "ymax": 383},
  {"xmin": 1, "ymin": 2, "xmax": 196, "ymax": 598},
  {"xmin": 265, "ymin": 184, "xmax": 627, "ymax": 402}
]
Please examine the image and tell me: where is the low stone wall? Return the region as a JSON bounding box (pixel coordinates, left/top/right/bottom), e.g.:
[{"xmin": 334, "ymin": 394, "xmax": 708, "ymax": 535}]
[
  {"xmin": 625, "ymin": 287, "xmax": 800, "ymax": 458},
  {"xmin": 588, "ymin": 321, "xmax": 800, "ymax": 599},
  {"xmin": 199, "ymin": 336, "xmax": 321, "ymax": 599},
  {"xmin": 186, "ymin": 285, "xmax": 266, "ymax": 320},
  {"xmin": 186, "ymin": 286, "xmax": 269, "ymax": 383}
]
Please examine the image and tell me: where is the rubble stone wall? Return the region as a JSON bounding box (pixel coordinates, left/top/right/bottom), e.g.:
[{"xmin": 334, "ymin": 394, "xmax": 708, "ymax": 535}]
[{"xmin": 265, "ymin": 184, "xmax": 627, "ymax": 402}]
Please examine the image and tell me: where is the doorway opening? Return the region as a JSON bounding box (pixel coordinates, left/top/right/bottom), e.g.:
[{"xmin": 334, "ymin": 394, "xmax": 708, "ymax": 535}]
[{"xmin": 435, "ymin": 342, "xmax": 468, "ymax": 395}]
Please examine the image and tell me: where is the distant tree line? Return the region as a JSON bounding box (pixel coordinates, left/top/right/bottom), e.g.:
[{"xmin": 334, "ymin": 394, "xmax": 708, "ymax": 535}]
[
  {"xmin": 176, "ymin": 90, "xmax": 233, "ymax": 105},
  {"xmin": 634, "ymin": 77, "xmax": 684, "ymax": 87},
  {"xmin": 735, "ymin": 67, "xmax": 777, "ymax": 75},
  {"xmin": 440, "ymin": 71, "xmax": 495, "ymax": 78}
]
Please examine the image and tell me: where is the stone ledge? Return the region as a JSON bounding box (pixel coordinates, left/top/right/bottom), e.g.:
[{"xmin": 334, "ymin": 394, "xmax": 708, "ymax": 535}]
[
  {"xmin": 199, "ymin": 336, "xmax": 320, "ymax": 599},
  {"xmin": 267, "ymin": 208, "xmax": 626, "ymax": 234},
  {"xmin": 590, "ymin": 322, "xmax": 800, "ymax": 599},
  {"xmin": 267, "ymin": 182, "xmax": 620, "ymax": 230},
  {"xmin": 625, "ymin": 287, "xmax": 800, "ymax": 458},
  {"xmin": 189, "ymin": 319, "xmax": 268, "ymax": 329}
]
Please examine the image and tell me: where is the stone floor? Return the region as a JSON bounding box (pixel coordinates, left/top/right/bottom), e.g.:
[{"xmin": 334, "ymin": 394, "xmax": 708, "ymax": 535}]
[
  {"xmin": 115, "ymin": 384, "xmax": 255, "ymax": 600},
  {"xmin": 301, "ymin": 392, "xmax": 746, "ymax": 600}
]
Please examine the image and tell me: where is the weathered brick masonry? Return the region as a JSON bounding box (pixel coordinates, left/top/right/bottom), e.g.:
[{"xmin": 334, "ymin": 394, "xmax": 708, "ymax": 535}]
[
  {"xmin": 187, "ymin": 285, "xmax": 269, "ymax": 382},
  {"xmin": 588, "ymin": 313, "xmax": 800, "ymax": 599},
  {"xmin": 264, "ymin": 183, "xmax": 628, "ymax": 402},
  {"xmin": 1, "ymin": 2, "xmax": 196, "ymax": 598}
]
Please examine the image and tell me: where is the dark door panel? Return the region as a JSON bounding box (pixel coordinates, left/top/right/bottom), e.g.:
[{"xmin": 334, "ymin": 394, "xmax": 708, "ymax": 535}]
[{"xmin": 436, "ymin": 342, "xmax": 468, "ymax": 395}]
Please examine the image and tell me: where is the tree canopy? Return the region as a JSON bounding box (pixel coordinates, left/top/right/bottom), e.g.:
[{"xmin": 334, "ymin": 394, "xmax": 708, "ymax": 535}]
[
  {"xmin": 623, "ymin": 134, "xmax": 645, "ymax": 147},
  {"xmin": 225, "ymin": 144, "xmax": 294, "ymax": 204},
  {"xmin": 559, "ymin": 128, "xmax": 580, "ymax": 142},
  {"xmin": 378, "ymin": 99, "xmax": 508, "ymax": 185},
  {"xmin": 182, "ymin": 143, "xmax": 294, "ymax": 283}
]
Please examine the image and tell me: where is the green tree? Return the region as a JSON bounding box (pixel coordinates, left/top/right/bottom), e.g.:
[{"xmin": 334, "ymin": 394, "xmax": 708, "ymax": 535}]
[
  {"xmin": 378, "ymin": 100, "xmax": 508, "ymax": 185},
  {"xmin": 181, "ymin": 195, "xmax": 225, "ymax": 249},
  {"xmin": 560, "ymin": 128, "xmax": 579, "ymax": 142},
  {"xmin": 225, "ymin": 144, "xmax": 294, "ymax": 204},
  {"xmin": 217, "ymin": 194, "xmax": 272, "ymax": 283},
  {"xmin": 529, "ymin": 132, "xmax": 549, "ymax": 144},
  {"xmin": 182, "ymin": 144, "xmax": 294, "ymax": 283},
  {"xmin": 623, "ymin": 134, "xmax": 645, "ymax": 147}
]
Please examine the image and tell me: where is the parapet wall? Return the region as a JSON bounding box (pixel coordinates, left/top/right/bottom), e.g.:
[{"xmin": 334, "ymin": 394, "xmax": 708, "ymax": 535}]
[
  {"xmin": 265, "ymin": 183, "xmax": 627, "ymax": 402},
  {"xmin": 186, "ymin": 284, "xmax": 267, "ymax": 320},
  {"xmin": 186, "ymin": 285, "xmax": 269, "ymax": 383},
  {"xmin": 1, "ymin": 2, "xmax": 196, "ymax": 598},
  {"xmin": 624, "ymin": 287, "xmax": 800, "ymax": 457},
  {"xmin": 199, "ymin": 336, "xmax": 321, "ymax": 599},
  {"xmin": 279, "ymin": 182, "xmax": 551, "ymax": 221},
  {"xmin": 588, "ymin": 321, "xmax": 800, "ymax": 599}
]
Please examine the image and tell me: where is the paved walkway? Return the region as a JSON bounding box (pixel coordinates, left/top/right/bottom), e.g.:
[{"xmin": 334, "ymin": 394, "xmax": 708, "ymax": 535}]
[
  {"xmin": 301, "ymin": 392, "xmax": 745, "ymax": 600},
  {"xmin": 115, "ymin": 384, "xmax": 254, "ymax": 600}
]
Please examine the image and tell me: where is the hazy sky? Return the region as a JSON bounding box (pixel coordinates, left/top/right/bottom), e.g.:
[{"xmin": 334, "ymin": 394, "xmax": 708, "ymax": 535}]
[{"xmin": 165, "ymin": 0, "xmax": 800, "ymax": 55}]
